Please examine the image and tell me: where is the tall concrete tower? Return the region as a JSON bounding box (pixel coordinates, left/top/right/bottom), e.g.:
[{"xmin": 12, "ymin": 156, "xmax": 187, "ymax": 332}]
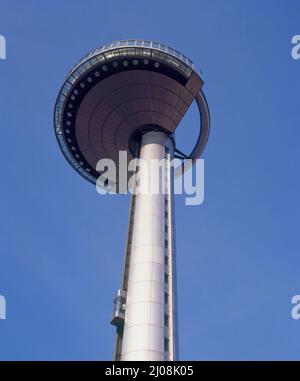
[{"xmin": 54, "ymin": 40, "xmax": 210, "ymax": 361}]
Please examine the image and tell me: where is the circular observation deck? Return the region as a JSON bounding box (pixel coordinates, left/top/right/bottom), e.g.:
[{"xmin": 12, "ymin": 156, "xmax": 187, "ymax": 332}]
[{"xmin": 54, "ymin": 40, "xmax": 210, "ymax": 186}]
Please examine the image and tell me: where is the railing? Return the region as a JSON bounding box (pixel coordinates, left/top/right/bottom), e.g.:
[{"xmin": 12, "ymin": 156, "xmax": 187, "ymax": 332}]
[{"xmin": 69, "ymin": 39, "xmax": 196, "ymax": 76}]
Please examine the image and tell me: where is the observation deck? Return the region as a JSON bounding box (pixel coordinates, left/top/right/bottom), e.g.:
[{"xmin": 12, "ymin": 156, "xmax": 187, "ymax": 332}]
[{"xmin": 54, "ymin": 40, "xmax": 210, "ymax": 186}]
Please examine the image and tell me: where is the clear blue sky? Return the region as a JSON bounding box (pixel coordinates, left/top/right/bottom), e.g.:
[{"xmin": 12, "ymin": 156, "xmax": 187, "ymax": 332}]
[{"xmin": 0, "ymin": 0, "xmax": 300, "ymax": 360}]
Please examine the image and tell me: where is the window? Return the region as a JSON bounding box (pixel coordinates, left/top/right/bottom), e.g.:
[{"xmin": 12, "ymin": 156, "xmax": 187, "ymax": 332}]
[
  {"xmin": 167, "ymin": 47, "xmax": 175, "ymax": 56},
  {"xmin": 164, "ymin": 292, "xmax": 168, "ymax": 304},
  {"xmin": 164, "ymin": 314, "xmax": 169, "ymax": 328},
  {"xmin": 164, "ymin": 337, "xmax": 169, "ymax": 352},
  {"xmin": 175, "ymin": 50, "xmax": 181, "ymax": 58},
  {"xmin": 165, "ymin": 273, "xmax": 169, "ymax": 285}
]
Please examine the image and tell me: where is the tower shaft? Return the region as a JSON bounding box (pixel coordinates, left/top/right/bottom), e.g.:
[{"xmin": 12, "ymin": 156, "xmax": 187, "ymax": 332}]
[{"xmin": 112, "ymin": 131, "xmax": 178, "ymax": 361}]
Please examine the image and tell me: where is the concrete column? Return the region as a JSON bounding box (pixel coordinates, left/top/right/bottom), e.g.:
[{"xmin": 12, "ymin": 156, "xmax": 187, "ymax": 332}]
[{"xmin": 121, "ymin": 130, "xmax": 174, "ymax": 361}]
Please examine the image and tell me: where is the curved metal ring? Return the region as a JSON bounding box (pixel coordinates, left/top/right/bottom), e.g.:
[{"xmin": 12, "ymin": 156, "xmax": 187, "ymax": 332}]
[{"xmin": 174, "ymin": 90, "xmax": 210, "ymax": 179}]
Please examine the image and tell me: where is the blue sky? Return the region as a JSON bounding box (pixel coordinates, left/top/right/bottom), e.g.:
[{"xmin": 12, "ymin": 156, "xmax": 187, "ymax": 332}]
[{"xmin": 0, "ymin": 0, "xmax": 300, "ymax": 360}]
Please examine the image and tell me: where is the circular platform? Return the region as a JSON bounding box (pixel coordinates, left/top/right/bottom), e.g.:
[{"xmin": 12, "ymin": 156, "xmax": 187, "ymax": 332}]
[{"xmin": 54, "ymin": 40, "xmax": 210, "ymax": 185}]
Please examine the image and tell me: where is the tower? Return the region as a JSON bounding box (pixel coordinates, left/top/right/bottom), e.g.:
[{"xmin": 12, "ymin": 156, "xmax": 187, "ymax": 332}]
[{"xmin": 54, "ymin": 40, "xmax": 210, "ymax": 361}]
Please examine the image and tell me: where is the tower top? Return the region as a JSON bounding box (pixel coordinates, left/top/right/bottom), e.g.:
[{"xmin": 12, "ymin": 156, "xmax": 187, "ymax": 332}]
[{"xmin": 54, "ymin": 39, "xmax": 210, "ymax": 186}]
